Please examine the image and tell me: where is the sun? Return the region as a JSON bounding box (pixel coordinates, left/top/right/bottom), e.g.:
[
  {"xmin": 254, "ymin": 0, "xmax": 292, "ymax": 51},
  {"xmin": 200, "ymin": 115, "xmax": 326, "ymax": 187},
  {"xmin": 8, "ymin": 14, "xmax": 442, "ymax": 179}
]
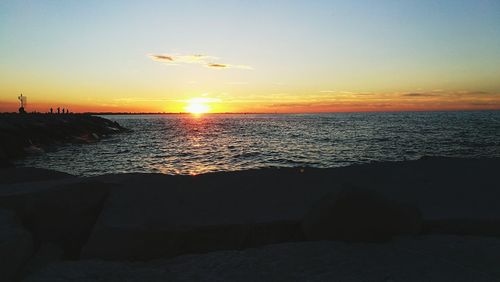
[{"xmin": 185, "ymin": 98, "xmax": 211, "ymax": 114}]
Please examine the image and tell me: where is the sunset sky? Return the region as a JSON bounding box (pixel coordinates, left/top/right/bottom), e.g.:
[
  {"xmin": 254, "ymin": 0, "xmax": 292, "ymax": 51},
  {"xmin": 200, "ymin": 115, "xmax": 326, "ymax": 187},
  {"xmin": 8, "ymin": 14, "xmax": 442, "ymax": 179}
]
[{"xmin": 1, "ymin": 0, "xmax": 500, "ymax": 113}]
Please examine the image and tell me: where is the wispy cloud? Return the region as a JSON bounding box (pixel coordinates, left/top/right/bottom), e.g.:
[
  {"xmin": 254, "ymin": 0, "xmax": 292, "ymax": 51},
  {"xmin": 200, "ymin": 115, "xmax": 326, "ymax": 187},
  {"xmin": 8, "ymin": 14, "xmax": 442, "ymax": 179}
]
[
  {"xmin": 150, "ymin": 54, "xmax": 218, "ymax": 65},
  {"xmin": 153, "ymin": 55, "xmax": 174, "ymax": 61},
  {"xmin": 400, "ymin": 90, "xmax": 495, "ymax": 98},
  {"xmin": 455, "ymin": 90, "xmax": 490, "ymax": 96},
  {"xmin": 401, "ymin": 92, "xmax": 438, "ymax": 97},
  {"xmin": 207, "ymin": 63, "xmax": 227, "ymax": 68},
  {"xmin": 207, "ymin": 63, "xmax": 253, "ymax": 70},
  {"xmin": 149, "ymin": 53, "xmax": 252, "ymax": 70}
]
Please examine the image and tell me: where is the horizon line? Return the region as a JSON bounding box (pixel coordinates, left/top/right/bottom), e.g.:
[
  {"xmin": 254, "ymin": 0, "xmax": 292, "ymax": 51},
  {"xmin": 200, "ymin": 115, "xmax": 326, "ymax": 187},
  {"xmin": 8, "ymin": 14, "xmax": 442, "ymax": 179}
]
[{"xmin": 2, "ymin": 109, "xmax": 499, "ymax": 115}]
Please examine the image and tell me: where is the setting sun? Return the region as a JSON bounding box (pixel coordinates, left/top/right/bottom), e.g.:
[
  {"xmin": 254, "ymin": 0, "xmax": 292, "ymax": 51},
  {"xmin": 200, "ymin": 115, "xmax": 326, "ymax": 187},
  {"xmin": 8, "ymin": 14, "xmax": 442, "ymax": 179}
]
[{"xmin": 185, "ymin": 98, "xmax": 211, "ymax": 114}]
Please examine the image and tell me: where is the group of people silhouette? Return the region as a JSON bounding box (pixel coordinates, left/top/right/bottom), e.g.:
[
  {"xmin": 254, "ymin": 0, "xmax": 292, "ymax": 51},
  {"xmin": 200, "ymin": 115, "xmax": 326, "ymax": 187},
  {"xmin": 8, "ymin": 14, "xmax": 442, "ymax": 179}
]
[{"xmin": 49, "ymin": 107, "xmax": 70, "ymax": 114}]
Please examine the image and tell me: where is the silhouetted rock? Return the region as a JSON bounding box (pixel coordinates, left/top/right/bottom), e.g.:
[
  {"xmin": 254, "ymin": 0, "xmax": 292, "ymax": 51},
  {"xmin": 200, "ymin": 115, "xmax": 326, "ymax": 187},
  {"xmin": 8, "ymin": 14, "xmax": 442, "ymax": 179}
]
[
  {"xmin": 424, "ymin": 218, "xmax": 500, "ymax": 237},
  {"xmin": 0, "ymin": 180, "xmax": 116, "ymax": 258},
  {"xmin": 0, "ymin": 167, "xmax": 74, "ymax": 184},
  {"xmin": 302, "ymin": 187, "xmax": 422, "ymax": 242},
  {"xmin": 0, "ymin": 113, "xmax": 128, "ymax": 162},
  {"xmin": 81, "ymin": 172, "xmax": 310, "ymax": 260},
  {"xmin": 0, "ymin": 147, "xmax": 15, "ymax": 168},
  {"xmin": 21, "ymin": 243, "xmax": 64, "ymax": 279},
  {"xmin": 0, "ymin": 158, "xmax": 13, "ymax": 169},
  {"xmin": 78, "ymin": 157, "xmax": 500, "ymax": 260},
  {"xmin": 23, "ymin": 236, "xmax": 500, "ymax": 282},
  {"xmin": 0, "ymin": 156, "xmax": 499, "ymax": 274},
  {"xmin": 0, "ymin": 209, "xmax": 34, "ymax": 282},
  {"xmin": 0, "ymin": 161, "xmax": 13, "ymax": 169}
]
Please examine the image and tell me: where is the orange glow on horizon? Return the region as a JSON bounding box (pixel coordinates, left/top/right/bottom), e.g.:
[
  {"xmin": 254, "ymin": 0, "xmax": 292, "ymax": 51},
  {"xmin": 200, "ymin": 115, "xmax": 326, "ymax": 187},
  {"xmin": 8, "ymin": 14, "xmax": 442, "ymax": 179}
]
[{"xmin": 1, "ymin": 92, "xmax": 499, "ymax": 114}]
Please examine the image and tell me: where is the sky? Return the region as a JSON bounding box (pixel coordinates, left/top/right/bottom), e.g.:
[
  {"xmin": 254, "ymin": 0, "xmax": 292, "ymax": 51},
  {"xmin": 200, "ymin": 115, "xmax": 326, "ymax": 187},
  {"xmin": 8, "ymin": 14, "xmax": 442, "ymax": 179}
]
[{"xmin": 1, "ymin": 0, "xmax": 500, "ymax": 113}]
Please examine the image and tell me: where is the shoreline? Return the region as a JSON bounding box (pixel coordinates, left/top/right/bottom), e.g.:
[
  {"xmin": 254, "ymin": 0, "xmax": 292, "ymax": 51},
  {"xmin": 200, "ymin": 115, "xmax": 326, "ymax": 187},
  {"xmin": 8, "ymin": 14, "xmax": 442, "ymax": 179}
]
[{"xmin": 1, "ymin": 157, "xmax": 499, "ymax": 280}]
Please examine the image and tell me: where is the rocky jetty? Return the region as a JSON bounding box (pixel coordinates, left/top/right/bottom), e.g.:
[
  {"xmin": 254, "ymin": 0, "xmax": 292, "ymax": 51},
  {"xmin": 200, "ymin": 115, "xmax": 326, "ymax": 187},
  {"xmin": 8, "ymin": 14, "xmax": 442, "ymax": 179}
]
[
  {"xmin": 0, "ymin": 113, "xmax": 127, "ymax": 166},
  {"xmin": 0, "ymin": 157, "xmax": 499, "ymax": 281}
]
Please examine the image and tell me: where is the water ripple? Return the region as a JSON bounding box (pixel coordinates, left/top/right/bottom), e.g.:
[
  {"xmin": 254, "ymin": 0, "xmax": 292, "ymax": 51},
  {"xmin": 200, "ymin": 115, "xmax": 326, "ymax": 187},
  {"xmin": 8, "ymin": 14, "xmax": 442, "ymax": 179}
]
[{"xmin": 16, "ymin": 111, "xmax": 500, "ymax": 176}]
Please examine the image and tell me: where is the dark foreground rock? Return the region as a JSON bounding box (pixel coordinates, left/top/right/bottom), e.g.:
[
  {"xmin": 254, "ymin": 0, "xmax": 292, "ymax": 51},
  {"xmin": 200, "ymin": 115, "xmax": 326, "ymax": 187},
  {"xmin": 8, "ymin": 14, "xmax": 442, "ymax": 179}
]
[
  {"xmin": 22, "ymin": 243, "xmax": 64, "ymax": 279},
  {"xmin": 0, "ymin": 179, "xmax": 116, "ymax": 258},
  {"xmin": 302, "ymin": 188, "xmax": 422, "ymax": 242},
  {"xmin": 1, "ymin": 157, "xmax": 500, "ymax": 280},
  {"xmin": 81, "ymin": 172, "xmax": 307, "ymax": 260},
  {"xmin": 77, "ymin": 157, "xmax": 500, "ymax": 261},
  {"xmin": 0, "ymin": 209, "xmax": 34, "ymax": 282},
  {"xmin": 24, "ymin": 236, "xmax": 500, "ymax": 282},
  {"xmin": 0, "ymin": 113, "xmax": 127, "ymax": 162},
  {"xmin": 0, "ymin": 167, "xmax": 74, "ymax": 185}
]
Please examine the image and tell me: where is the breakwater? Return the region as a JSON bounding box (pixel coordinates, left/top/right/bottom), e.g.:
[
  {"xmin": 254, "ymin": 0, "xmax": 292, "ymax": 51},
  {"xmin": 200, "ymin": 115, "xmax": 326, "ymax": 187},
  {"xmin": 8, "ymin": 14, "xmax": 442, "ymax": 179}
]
[{"xmin": 0, "ymin": 113, "xmax": 127, "ymax": 166}]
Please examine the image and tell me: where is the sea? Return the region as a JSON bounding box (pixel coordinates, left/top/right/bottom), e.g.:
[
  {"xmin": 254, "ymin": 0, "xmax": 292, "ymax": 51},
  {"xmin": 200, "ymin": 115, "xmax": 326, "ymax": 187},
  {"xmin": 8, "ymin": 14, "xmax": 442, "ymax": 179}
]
[{"xmin": 16, "ymin": 111, "xmax": 500, "ymax": 176}]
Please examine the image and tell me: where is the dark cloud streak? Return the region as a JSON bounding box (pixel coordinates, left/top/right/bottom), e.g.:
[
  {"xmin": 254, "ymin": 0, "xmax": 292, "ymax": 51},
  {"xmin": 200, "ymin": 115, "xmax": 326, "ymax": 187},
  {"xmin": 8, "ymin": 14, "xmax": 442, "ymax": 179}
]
[
  {"xmin": 401, "ymin": 93, "xmax": 438, "ymax": 97},
  {"xmin": 207, "ymin": 63, "xmax": 228, "ymax": 68},
  {"xmin": 152, "ymin": 55, "xmax": 174, "ymax": 61}
]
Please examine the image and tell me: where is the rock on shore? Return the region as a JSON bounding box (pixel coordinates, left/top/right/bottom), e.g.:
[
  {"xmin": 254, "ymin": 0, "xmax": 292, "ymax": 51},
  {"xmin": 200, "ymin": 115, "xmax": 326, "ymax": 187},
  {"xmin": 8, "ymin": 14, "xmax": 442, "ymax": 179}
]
[
  {"xmin": 0, "ymin": 167, "xmax": 74, "ymax": 185},
  {"xmin": 23, "ymin": 236, "xmax": 500, "ymax": 282},
  {"xmin": 0, "ymin": 178, "xmax": 117, "ymax": 259},
  {"xmin": 79, "ymin": 157, "xmax": 500, "ymax": 261},
  {"xmin": 0, "ymin": 113, "xmax": 127, "ymax": 163},
  {"xmin": 0, "ymin": 157, "xmax": 500, "ymax": 281},
  {"xmin": 0, "ymin": 209, "xmax": 33, "ymax": 281},
  {"xmin": 302, "ymin": 188, "xmax": 422, "ymax": 242}
]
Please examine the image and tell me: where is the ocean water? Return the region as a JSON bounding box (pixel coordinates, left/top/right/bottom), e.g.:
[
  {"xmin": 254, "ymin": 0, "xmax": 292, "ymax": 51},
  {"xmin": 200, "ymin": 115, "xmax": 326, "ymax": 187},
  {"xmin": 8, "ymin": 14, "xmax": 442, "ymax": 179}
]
[{"xmin": 16, "ymin": 111, "xmax": 500, "ymax": 176}]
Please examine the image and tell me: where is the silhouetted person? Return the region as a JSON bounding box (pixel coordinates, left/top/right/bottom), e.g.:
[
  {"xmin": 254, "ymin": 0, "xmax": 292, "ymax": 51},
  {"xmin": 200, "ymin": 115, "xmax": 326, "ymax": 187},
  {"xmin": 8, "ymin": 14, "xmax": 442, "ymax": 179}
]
[
  {"xmin": 62, "ymin": 108, "xmax": 65, "ymax": 114},
  {"xmin": 50, "ymin": 108, "xmax": 53, "ymax": 114},
  {"xmin": 57, "ymin": 107, "xmax": 60, "ymax": 114}
]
